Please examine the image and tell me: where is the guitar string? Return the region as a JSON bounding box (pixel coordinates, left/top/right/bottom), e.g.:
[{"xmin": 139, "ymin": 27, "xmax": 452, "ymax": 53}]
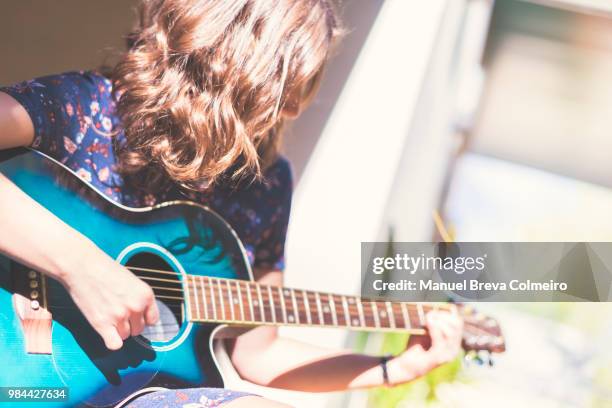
[
  {"xmin": 127, "ymin": 266, "xmax": 186, "ymax": 276},
  {"xmin": 47, "ymin": 279, "xmax": 452, "ymax": 330},
  {"xmin": 40, "ymin": 303, "xmax": 493, "ymax": 346},
  {"xmin": 149, "ymin": 285, "xmax": 183, "ymax": 292},
  {"xmin": 49, "ymin": 290, "xmax": 462, "ymax": 334},
  {"xmin": 138, "ymin": 275, "xmax": 184, "ymax": 284},
  {"xmin": 127, "ymin": 266, "xmax": 452, "ymax": 309},
  {"xmin": 140, "ymin": 291, "xmax": 442, "ymax": 331},
  {"xmin": 128, "ymin": 267, "xmax": 454, "ymax": 327},
  {"xmin": 44, "ymin": 266, "xmax": 491, "ymax": 344},
  {"xmin": 131, "ymin": 265, "xmax": 452, "ymax": 312},
  {"xmin": 130, "ymin": 265, "xmax": 414, "ymax": 307},
  {"xmin": 138, "ymin": 275, "xmax": 453, "ymax": 321}
]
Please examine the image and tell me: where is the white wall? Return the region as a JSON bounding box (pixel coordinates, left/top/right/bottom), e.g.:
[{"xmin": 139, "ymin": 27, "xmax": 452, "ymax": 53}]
[{"xmin": 279, "ymin": 0, "xmax": 462, "ymax": 406}]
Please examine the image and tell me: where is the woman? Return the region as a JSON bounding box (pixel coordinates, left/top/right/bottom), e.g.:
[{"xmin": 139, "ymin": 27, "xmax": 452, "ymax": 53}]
[{"xmin": 0, "ymin": 0, "xmax": 463, "ymax": 407}]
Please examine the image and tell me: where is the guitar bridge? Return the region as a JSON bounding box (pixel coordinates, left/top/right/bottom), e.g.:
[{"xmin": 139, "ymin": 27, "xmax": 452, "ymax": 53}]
[{"xmin": 10, "ymin": 262, "xmax": 53, "ymax": 354}]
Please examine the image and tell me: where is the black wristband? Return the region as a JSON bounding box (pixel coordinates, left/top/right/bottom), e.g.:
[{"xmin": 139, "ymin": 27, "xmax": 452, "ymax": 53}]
[{"xmin": 380, "ymin": 354, "xmax": 392, "ymax": 386}]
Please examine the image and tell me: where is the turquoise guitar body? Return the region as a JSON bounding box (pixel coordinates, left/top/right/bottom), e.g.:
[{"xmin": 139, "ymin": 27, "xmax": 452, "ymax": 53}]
[{"xmin": 0, "ymin": 149, "xmax": 253, "ymax": 407}]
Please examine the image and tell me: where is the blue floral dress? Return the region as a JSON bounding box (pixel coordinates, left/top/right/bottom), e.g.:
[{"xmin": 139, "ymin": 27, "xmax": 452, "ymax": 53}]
[{"xmin": 1, "ymin": 71, "xmax": 294, "ymax": 406}]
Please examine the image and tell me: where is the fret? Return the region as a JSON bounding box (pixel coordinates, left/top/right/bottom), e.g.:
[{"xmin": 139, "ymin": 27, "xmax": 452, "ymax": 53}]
[
  {"xmin": 183, "ymin": 276, "xmax": 192, "ymax": 320},
  {"xmin": 217, "ymin": 279, "xmax": 226, "ymax": 320},
  {"xmin": 360, "ymin": 301, "xmax": 373, "ymax": 327},
  {"xmin": 302, "ymin": 290, "xmax": 312, "ymax": 325},
  {"xmin": 208, "ymin": 277, "xmax": 218, "ymax": 321},
  {"xmin": 315, "ymin": 292, "xmax": 324, "ymax": 325},
  {"xmin": 308, "ymin": 292, "xmax": 322, "ymax": 325},
  {"xmin": 235, "ymin": 281, "xmax": 245, "ymax": 322},
  {"xmin": 320, "ymin": 295, "xmax": 330, "ymax": 324},
  {"xmin": 356, "ymin": 298, "xmax": 366, "ymax": 327},
  {"xmin": 328, "ymin": 295, "xmax": 338, "ymax": 326},
  {"xmin": 184, "ymin": 285, "xmax": 193, "ymax": 320},
  {"xmin": 267, "ymin": 286, "xmax": 277, "ymax": 323},
  {"xmin": 256, "ymin": 284, "xmax": 265, "ymax": 322},
  {"xmin": 246, "ymin": 282, "xmax": 255, "ymax": 322},
  {"xmin": 386, "ymin": 301, "xmax": 396, "ymax": 329},
  {"xmin": 342, "ymin": 296, "xmax": 351, "ymax": 327},
  {"xmin": 417, "ymin": 303, "xmax": 425, "ymax": 326},
  {"xmin": 198, "ymin": 276, "xmax": 208, "ymax": 320},
  {"xmin": 345, "ymin": 297, "xmax": 360, "ymax": 327},
  {"xmin": 226, "ymin": 280, "xmax": 235, "ymax": 321},
  {"xmin": 370, "ymin": 301, "xmax": 381, "ymax": 328},
  {"xmin": 377, "ymin": 301, "xmax": 391, "ymax": 327},
  {"xmin": 280, "ymin": 289, "xmax": 293, "ymax": 323},
  {"xmin": 334, "ymin": 295, "xmax": 347, "ymax": 326},
  {"xmin": 278, "ymin": 287, "xmax": 288, "ymax": 323},
  {"xmin": 270, "ymin": 287, "xmax": 285, "ymax": 323},
  {"xmin": 189, "ymin": 275, "xmax": 200, "ymax": 320},
  {"xmin": 290, "ymin": 289, "xmax": 300, "ymax": 324},
  {"xmin": 407, "ymin": 303, "xmax": 421, "ymax": 329},
  {"xmin": 390, "ymin": 303, "xmax": 404, "ymax": 328},
  {"xmin": 257, "ymin": 284, "xmax": 272, "ymax": 323},
  {"xmin": 294, "ymin": 291, "xmax": 309, "ymax": 324},
  {"xmin": 401, "ymin": 303, "xmax": 411, "ymax": 329}
]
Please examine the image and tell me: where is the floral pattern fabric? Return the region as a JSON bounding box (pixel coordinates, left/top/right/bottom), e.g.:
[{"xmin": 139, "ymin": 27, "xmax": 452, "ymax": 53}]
[
  {"xmin": 125, "ymin": 388, "xmax": 255, "ymax": 408},
  {"xmin": 0, "ymin": 71, "xmax": 293, "ymax": 272}
]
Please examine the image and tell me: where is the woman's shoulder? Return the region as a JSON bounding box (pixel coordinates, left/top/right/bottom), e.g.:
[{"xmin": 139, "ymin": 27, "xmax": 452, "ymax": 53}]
[
  {"xmin": 37, "ymin": 70, "xmax": 110, "ymax": 89},
  {"xmin": 263, "ymin": 156, "xmax": 293, "ymax": 192},
  {"xmin": 5, "ymin": 70, "xmax": 112, "ymax": 99},
  {"xmin": 65, "ymin": 70, "xmax": 113, "ymax": 97},
  {"xmin": 211, "ymin": 156, "xmax": 293, "ymax": 206},
  {"xmin": 208, "ymin": 156, "xmax": 292, "ymax": 216},
  {"xmin": 1, "ymin": 71, "xmax": 122, "ymax": 194},
  {"xmin": 244, "ymin": 156, "xmax": 293, "ymax": 206},
  {"xmin": 0, "ymin": 70, "xmax": 118, "ymax": 141}
]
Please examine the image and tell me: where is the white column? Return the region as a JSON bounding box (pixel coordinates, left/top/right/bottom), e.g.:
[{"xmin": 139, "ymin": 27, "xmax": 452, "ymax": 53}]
[{"xmin": 284, "ymin": 0, "xmax": 449, "ymax": 347}]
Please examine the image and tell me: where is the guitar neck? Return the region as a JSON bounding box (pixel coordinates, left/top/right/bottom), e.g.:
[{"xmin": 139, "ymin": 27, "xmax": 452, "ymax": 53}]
[{"xmin": 184, "ymin": 275, "xmax": 452, "ymax": 334}]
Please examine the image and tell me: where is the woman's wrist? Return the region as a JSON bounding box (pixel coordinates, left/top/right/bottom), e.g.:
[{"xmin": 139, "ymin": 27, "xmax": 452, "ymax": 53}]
[
  {"xmin": 49, "ymin": 232, "xmax": 101, "ymax": 285},
  {"xmin": 345, "ymin": 353, "xmax": 420, "ymax": 389},
  {"xmin": 386, "ymin": 349, "xmax": 436, "ymax": 386}
]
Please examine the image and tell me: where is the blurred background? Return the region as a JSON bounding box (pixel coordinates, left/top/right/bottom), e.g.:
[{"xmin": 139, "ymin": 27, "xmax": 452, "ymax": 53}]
[{"xmin": 2, "ymin": 0, "xmax": 612, "ymax": 406}]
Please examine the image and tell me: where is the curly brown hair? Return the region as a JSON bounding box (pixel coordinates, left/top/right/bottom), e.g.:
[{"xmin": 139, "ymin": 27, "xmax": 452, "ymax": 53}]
[{"xmin": 111, "ymin": 0, "xmax": 343, "ymax": 191}]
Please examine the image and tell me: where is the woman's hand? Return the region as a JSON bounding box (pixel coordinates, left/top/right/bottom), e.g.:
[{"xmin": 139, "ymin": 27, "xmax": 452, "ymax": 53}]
[
  {"xmin": 60, "ymin": 244, "xmax": 159, "ymax": 351},
  {"xmin": 387, "ymin": 310, "xmax": 463, "ymax": 385},
  {"xmin": 0, "ymin": 170, "xmax": 159, "ymax": 352}
]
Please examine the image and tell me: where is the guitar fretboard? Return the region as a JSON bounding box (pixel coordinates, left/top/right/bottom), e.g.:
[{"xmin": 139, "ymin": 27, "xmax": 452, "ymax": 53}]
[{"xmin": 184, "ymin": 275, "xmax": 451, "ymax": 333}]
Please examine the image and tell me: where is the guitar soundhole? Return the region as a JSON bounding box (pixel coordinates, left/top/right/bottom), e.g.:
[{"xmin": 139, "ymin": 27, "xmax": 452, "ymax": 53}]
[{"xmin": 124, "ymin": 251, "xmax": 184, "ymax": 344}]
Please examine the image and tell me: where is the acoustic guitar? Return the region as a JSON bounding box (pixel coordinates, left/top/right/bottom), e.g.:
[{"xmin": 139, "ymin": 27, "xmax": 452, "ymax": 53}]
[{"xmin": 0, "ymin": 148, "xmax": 504, "ymax": 407}]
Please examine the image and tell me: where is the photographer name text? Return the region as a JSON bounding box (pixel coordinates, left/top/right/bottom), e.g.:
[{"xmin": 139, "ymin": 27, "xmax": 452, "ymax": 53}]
[{"xmin": 373, "ymin": 279, "xmax": 568, "ymax": 292}]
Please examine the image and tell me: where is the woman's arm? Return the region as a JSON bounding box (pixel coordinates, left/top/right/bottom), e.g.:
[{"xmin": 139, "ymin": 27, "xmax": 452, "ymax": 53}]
[
  {"xmin": 229, "ymin": 270, "xmax": 463, "ymax": 392},
  {"xmin": 0, "ymin": 92, "xmax": 34, "ymax": 148},
  {"xmin": 0, "ymin": 91, "xmax": 159, "ymax": 350}
]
